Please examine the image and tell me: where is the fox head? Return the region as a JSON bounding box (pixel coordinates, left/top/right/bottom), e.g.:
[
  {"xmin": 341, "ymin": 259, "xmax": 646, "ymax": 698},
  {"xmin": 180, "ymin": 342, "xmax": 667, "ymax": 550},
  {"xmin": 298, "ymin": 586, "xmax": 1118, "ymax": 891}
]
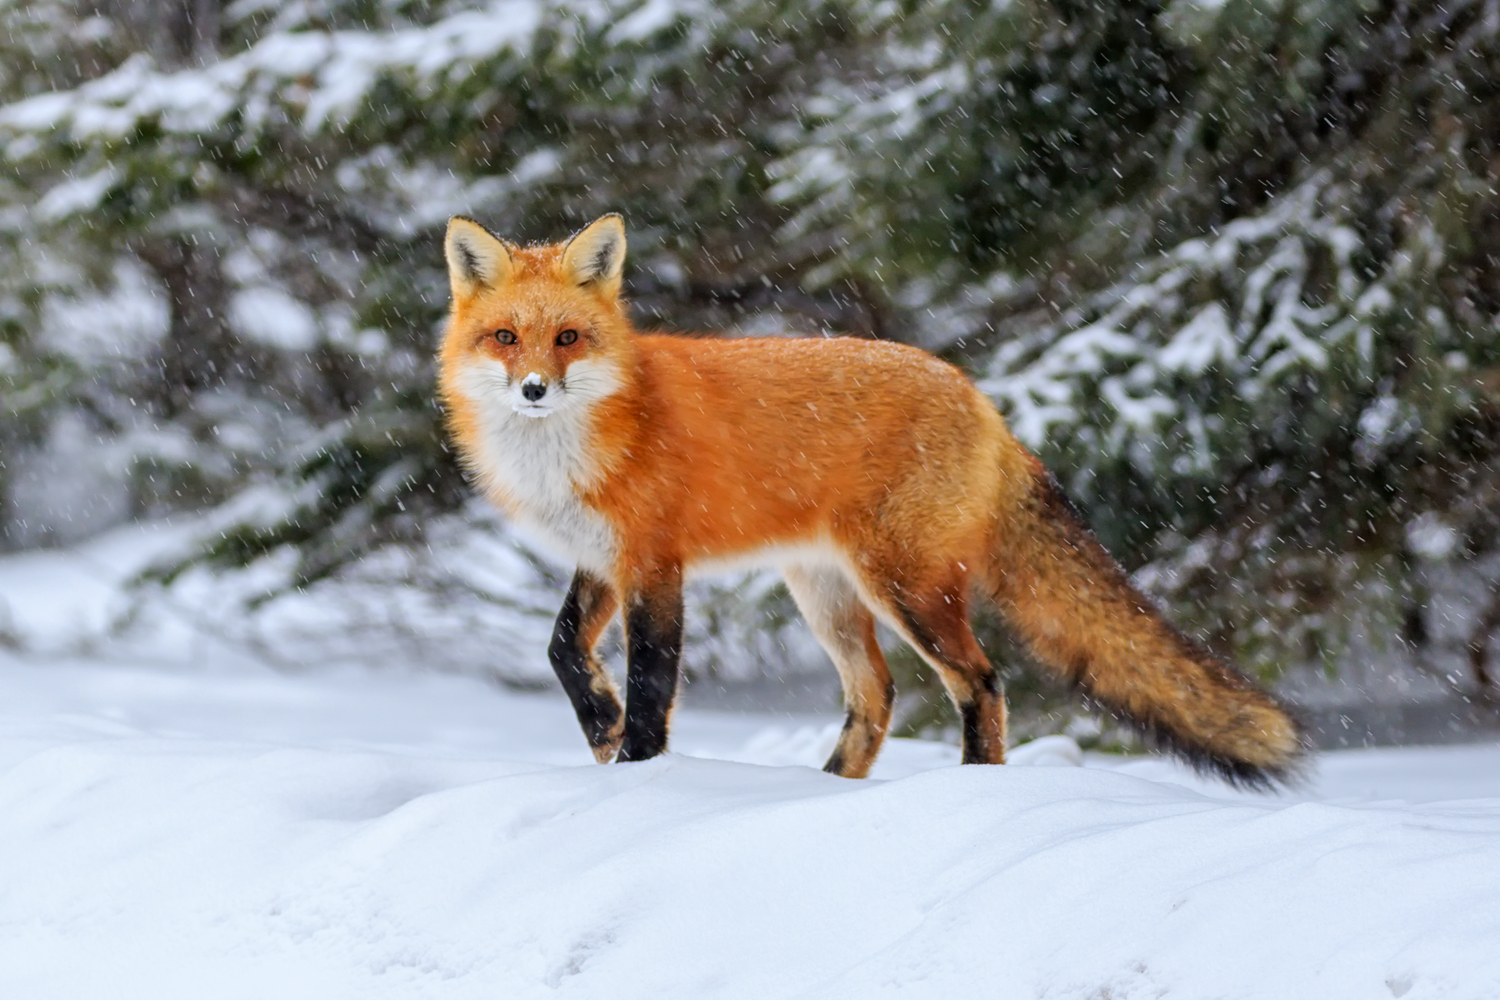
[{"xmin": 440, "ymin": 214, "xmax": 632, "ymax": 420}]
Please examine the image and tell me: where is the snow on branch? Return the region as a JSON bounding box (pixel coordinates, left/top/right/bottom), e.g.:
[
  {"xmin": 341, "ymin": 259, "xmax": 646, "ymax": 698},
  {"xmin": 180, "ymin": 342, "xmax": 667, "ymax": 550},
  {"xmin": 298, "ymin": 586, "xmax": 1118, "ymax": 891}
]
[
  {"xmin": 0, "ymin": 0, "xmax": 710, "ymax": 150},
  {"xmin": 978, "ymin": 175, "xmax": 1406, "ymax": 481}
]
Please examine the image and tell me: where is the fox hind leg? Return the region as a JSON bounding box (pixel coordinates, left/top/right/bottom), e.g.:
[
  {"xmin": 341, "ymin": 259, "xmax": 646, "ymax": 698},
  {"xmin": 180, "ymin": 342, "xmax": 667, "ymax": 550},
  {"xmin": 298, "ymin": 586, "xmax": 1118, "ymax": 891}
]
[
  {"xmin": 783, "ymin": 563, "xmax": 894, "ymax": 778},
  {"xmin": 860, "ymin": 563, "xmax": 1007, "ymax": 765}
]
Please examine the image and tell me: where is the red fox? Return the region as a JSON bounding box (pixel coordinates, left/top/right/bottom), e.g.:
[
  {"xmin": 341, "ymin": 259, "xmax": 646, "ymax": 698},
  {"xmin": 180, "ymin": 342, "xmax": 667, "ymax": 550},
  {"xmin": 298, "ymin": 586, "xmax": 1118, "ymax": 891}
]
[{"xmin": 438, "ymin": 213, "xmax": 1305, "ymax": 786}]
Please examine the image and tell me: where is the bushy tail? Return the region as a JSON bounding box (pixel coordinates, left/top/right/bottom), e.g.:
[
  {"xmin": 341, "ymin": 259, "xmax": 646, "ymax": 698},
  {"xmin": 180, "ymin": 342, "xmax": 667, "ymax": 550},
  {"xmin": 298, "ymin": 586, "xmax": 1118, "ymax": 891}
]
[{"xmin": 986, "ymin": 467, "xmax": 1306, "ymax": 789}]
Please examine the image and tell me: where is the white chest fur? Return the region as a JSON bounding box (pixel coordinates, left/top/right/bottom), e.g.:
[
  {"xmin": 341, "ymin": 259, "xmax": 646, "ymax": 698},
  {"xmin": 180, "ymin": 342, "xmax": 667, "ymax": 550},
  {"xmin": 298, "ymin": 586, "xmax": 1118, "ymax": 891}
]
[{"xmin": 454, "ymin": 365, "xmax": 618, "ymax": 574}]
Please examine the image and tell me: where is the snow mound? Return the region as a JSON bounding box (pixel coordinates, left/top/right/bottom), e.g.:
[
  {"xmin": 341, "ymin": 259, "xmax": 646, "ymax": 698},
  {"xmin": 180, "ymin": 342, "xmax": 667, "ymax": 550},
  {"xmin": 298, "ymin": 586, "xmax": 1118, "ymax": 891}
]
[{"xmin": 2, "ymin": 659, "xmax": 1498, "ymax": 998}]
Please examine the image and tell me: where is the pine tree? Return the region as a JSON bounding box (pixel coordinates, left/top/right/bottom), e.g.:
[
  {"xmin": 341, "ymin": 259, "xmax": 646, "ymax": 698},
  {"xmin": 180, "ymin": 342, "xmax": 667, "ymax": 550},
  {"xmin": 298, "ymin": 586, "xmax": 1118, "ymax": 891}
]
[{"xmin": 2, "ymin": 0, "xmax": 1497, "ymax": 716}]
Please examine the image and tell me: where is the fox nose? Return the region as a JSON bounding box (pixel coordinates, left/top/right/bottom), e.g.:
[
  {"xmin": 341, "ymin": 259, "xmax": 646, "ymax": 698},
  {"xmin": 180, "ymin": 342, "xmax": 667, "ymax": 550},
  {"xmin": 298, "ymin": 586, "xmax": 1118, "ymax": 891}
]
[{"xmin": 521, "ymin": 380, "xmax": 547, "ymax": 402}]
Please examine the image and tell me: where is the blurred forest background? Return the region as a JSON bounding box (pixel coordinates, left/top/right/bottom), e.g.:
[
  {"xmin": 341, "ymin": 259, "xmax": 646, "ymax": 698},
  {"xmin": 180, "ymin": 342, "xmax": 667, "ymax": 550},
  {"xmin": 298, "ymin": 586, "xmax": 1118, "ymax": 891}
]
[{"xmin": 2, "ymin": 0, "xmax": 1499, "ymax": 747}]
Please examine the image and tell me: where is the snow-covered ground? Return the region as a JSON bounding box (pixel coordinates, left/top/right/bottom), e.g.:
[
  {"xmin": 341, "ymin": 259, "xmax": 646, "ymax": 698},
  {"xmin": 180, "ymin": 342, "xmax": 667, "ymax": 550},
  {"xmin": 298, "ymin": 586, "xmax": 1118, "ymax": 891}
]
[
  {"xmin": 3, "ymin": 654, "xmax": 1500, "ymax": 999},
  {"xmin": 3, "ymin": 535, "xmax": 1500, "ymax": 998}
]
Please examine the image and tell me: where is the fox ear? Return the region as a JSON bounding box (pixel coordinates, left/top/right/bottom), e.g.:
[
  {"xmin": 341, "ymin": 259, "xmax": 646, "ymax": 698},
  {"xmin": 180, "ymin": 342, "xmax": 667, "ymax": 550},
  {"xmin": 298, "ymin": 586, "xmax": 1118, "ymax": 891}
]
[
  {"xmin": 561, "ymin": 213, "xmax": 626, "ymax": 294},
  {"xmin": 445, "ymin": 217, "xmax": 512, "ymax": 301}
]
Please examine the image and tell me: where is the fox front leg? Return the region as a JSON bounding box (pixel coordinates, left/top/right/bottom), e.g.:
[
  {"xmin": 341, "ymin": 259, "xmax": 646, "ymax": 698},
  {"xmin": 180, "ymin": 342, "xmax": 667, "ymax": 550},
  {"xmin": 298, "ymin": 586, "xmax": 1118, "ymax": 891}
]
[
  {"xmin": 549, "ymin": 570, "xmax": 625, "ymax": 762},
  {"xmin": 616, "ymin": 564, "xmax": 684, "ymax": 763}
]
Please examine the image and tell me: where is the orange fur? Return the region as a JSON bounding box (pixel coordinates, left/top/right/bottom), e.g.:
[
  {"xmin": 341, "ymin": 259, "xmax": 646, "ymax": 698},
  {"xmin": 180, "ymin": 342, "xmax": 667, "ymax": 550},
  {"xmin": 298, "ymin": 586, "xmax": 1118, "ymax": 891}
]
[{"xmin": 438, "ymin": 215, "xmax": 1305, "ymax": 784}]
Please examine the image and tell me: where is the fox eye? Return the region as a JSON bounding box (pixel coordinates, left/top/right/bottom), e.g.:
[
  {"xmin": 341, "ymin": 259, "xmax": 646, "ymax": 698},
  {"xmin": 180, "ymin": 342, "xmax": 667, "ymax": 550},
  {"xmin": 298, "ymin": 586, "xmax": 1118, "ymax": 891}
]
[
  {"xmin": 494, "ymin": 329, "xmax": 517, "ymax": 345},
  {"xmin": 556, "ymin": 329, "xmax": 578, "ymax": 347}
]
